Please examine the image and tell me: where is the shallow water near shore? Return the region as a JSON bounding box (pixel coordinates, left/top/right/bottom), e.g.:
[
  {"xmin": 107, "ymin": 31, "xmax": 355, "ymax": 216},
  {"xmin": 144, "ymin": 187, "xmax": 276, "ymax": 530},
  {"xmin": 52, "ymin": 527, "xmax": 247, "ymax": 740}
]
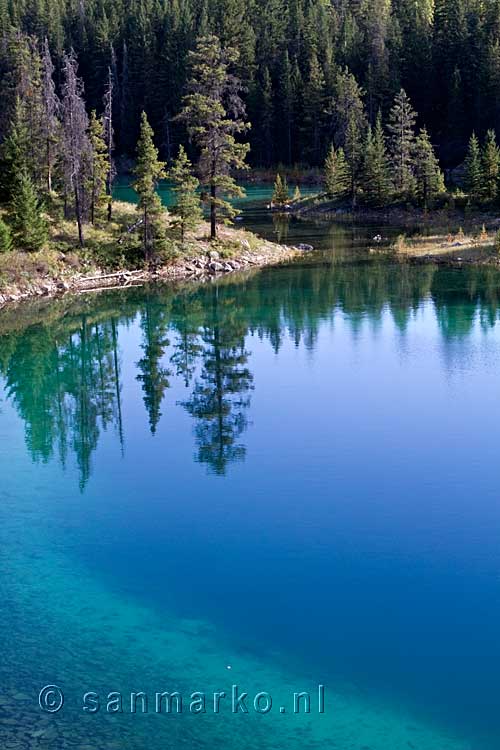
[{"xmin": 2, "ymin": 196, "xmax": 500, "ymax": 749}]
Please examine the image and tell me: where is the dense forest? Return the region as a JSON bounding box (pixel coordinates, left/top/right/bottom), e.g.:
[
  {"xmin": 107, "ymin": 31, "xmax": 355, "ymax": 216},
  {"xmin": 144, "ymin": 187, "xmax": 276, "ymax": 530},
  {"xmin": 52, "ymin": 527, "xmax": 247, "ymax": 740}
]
[{"xmin": 2, "ymin": 0, "xmax": 500, "ymax": 169}]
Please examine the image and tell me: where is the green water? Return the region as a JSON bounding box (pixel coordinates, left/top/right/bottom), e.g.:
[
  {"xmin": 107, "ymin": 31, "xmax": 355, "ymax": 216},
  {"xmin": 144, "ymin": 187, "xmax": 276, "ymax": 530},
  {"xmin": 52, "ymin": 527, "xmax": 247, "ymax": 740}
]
[{"xmin": 1, "ymin": 189, "xmax": 500, "ymax": 750}]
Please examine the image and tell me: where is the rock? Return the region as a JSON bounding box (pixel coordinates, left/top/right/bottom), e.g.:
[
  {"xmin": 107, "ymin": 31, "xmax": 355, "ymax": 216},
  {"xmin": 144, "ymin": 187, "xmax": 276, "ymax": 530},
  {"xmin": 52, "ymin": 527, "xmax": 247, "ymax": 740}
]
[
  {"xmin": 296, "ymin": 243, "xmax": 314, "ymax": 251},
  {"xmin": 209, "ymin": 250, "xmax": 220, "ymax": 260},
  {"xmin": 209, "ymin": 261, "xmax": 224, "ymax": 273}
]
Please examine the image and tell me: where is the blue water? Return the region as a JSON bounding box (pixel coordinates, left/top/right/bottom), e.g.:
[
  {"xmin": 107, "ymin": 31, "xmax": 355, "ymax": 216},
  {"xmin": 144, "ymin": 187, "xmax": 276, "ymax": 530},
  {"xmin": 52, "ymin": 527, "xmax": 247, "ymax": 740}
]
[{"xmin": 1, "ymin": 201, "xmax": 500, "ymax": 749}]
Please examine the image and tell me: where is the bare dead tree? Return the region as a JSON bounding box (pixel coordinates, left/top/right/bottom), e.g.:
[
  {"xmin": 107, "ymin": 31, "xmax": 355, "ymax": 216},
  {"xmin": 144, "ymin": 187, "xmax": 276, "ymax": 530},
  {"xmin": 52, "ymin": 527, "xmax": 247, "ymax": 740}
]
[
  {"xmin": 41, "ymin": 39, "xmax": 60, "ymax": 194},
  {"xmin": 61, "ymin": 51, "xmax": 90, "ymax": 247},
  {"xmin": 103, "ymin": 63, "xmax": 116, "ymax": 221}
]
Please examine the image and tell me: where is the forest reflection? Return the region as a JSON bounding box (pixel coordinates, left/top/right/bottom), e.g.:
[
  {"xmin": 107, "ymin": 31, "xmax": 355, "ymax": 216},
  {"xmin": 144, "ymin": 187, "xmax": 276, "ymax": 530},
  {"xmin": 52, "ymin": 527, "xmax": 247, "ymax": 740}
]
[{"xmin": 1, "ymin": 260, "xmax": 500, "ymax": 488}]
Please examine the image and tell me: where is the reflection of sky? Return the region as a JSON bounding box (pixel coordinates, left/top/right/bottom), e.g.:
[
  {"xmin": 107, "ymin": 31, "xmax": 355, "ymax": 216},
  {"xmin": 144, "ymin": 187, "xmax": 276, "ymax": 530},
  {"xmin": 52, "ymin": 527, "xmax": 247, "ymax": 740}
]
[{"xmin": 2, "ymin": 285, "xmax": 500, "ymax": 748}]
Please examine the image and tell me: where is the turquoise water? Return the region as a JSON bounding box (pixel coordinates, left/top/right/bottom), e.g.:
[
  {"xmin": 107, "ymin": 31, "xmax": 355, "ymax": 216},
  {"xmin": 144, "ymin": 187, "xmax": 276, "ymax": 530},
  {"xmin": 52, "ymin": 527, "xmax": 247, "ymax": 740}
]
[{"xmin": 2, "ymin": 195, "xmax": 500, "ymax": 748}]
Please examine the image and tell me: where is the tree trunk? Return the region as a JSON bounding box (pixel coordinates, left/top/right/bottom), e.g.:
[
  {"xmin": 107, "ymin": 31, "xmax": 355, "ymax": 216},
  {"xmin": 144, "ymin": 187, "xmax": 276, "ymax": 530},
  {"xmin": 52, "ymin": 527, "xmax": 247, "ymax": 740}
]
[
  {"xmin": 74, "ymin": 184, "xmax": 84, "ymax": 247},
  {"xmin": 210, "ymin": 182, "xmax": 217, "ymax": 240}
]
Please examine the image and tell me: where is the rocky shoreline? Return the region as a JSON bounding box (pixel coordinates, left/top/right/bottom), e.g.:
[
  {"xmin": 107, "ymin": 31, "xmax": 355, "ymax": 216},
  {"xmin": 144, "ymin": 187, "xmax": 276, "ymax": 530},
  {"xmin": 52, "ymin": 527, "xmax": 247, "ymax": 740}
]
[{"xmin": 0, "ymin": 240, "xmax": 300, "ymax": 310}]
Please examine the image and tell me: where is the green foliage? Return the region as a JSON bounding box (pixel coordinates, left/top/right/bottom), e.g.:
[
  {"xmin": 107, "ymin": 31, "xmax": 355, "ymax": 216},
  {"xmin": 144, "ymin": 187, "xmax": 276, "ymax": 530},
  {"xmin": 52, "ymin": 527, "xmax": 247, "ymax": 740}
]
[
  {"xmin": 362, "ymin": 112, "xmax": 391, "ymax": 206},
  {"xmin": 293, "ymin": 185, "xmax": 301, "ymax": 202},
  {"xmin": 0, "ymin": 218, "xmax": 13, "ymax": 253},
  {"xmin": 464, "ymin": 132, "xmax": 483, "ymax": 202},
  {"xmin": 387, "ymin": 88, "xmax": 417, "ymax": 197},
  {"xmin": 176, "ymin": 35, "xmax": 250, "ymax": 239},
  {"xmin": 272, "ymin": 174, "xmax": 289, "ymax": 206},
  {"xmin": 482, "ymin": 129, "xmax": 499, "ymax": 202},
  {"xmin": 413, "ymin": 127, "xmax": 444, "ymax": 208},
  {"xmin": 86, "ymin": 111, "xmax": 108, "ymax": 224},
  {"xmin": 168, "ymin": 145, "xmax": 202, "ymax": 244},
  {"xmin": 8, "ymin": 171, "xmax": 48, "ymax": 251},
  {"xmin": 133, "ymin": 112, "xmax": 167, "ymax": 261},
  {"xmin": 324, "ymin": 144, "xmax": 350, "ymax": 200}
]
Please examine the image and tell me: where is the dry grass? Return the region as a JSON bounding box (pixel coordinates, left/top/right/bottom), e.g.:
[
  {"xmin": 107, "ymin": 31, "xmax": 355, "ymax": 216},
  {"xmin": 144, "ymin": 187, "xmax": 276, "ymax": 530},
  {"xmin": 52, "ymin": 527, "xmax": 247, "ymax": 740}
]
[{"xmin": 392, "ymin": 228, "xmax": 497, "ymax": 261}]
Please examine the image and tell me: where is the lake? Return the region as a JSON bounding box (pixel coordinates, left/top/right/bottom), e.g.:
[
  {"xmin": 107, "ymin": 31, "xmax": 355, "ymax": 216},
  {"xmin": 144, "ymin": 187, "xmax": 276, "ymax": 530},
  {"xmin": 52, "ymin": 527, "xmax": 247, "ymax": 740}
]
[{"xmin": 1, "ymin": 187, "xmax": 500, "ymax": 750}]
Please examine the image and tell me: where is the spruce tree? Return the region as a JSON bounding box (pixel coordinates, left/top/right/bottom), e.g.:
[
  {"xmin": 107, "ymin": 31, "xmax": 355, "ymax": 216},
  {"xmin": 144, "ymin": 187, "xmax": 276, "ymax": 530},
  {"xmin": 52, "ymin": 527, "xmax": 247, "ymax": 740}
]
[
  {"xmin": 176, "ymin": 35, "xmax": 250, "ymax": 240},
  {"xmin": 0, "ymin": 98, "xmax": 30, "ymax": 201},
  {"xmin": 8, "ymin": 171, "xmax": 48, "ymax": 252},
  {"xmin": 363, "ymin": 111, "xmax": 391, "ymax": 206},
  {"xmin": 0, "ymin": 218, "xmax": 13, "ymax": 253},
  {"xmin": 414, "ymin": 127, "xmax": 444, "ymax": 208},
  {"xmin": 169, "ymin": 145, "xmax": 202, "ymax": 244},
  {"xmin": 334, "ymin": 70, "xmax": 367, "ymax": 207},
  {"xmin": 272, "ymin": 174, "xmax": 289, "ymax": 206},
  {"xmin": 133, "ymin": 112, "xmax": 166, "ymax": 262},
  {"xmin": 482, "ymin": 129, "xmax": 499, "ymax": 202},
  {"xmin": 387, "ymin": 88, "xmax": 417, "ymax": 197},
  {"xmin": 324, "ymin": 145, "xmax": 350, "ymax": 200},
  {"xmin": 464, "ymin": 132, "xmax": 483, "ymax": 203},
  {"xmin": 86, "ymin": 111, "xmax": 108, "ymax": 225}
]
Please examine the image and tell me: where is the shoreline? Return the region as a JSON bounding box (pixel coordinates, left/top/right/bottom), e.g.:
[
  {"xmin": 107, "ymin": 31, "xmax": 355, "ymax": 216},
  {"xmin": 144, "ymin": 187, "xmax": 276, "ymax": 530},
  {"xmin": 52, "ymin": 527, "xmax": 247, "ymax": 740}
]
[{"xmin": 0, "ymin": 234, "xmax": 300, "ymax": 311}]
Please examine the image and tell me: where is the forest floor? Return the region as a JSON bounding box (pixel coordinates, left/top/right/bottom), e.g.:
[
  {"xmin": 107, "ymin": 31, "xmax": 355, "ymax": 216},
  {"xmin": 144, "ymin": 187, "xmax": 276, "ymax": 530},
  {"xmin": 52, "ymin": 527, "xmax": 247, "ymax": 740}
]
[{"xmin": 0, "ymin": 201, "xmax": 299, "ymax": 308}]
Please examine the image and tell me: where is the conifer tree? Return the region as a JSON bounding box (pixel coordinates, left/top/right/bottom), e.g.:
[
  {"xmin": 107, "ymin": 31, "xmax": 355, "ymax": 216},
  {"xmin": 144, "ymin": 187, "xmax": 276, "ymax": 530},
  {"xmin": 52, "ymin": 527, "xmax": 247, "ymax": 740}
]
[
  {"xmin": 387, "ymin": 88, "xmax": 417, "ymax": 197},
  {"xmin": 333, "ymin": 70, "xmax": 367, "ymax": 207},
  {"xmin": 482, "ymin": 129, "xmax": 499, "ymax": 202},
  {"xmin": 8, "ymin": 171, "xmax": 48, "ymax": 252},
  {"xmin": 0, "ymin": 218, "xmax": 13, "ymax": 253},
  {"xmin": 0, "ymin": 98, "xmax": 30, "ymax": 201},
  {"xmin": 133, "ymin": 112, "xmax": 166, "ymax": 262},
  {"xmin": 413, "ymin": 127, "xmax": 444, "ymax": 207},
  {"xmin": 272, "ymin": 174, "xmax": 289, "ymax": 206},
  {"xmin": 324, "ymin": 144, "xmax": 350, "ymax": 200},
  {"xmin": 169, "ymin": 145, "xmax": 202, "ymax": 244},
  {"xmin": 362, "ymin": 111, "xmax": 391, "ymax": 206},
  {"xmin": 176, "ymin": 35, "xmax": 250, "ymax": 240},
  {"xmin": 464, "ymin": 132, "xmax": 483, "ymax": 203},
  {"xmin": 303, "ymin": 53, "xmax": 326, "ymax": 164},
  {"xmin": 86, "ymin": 111, "xmax": 108, "ymax": 225}
]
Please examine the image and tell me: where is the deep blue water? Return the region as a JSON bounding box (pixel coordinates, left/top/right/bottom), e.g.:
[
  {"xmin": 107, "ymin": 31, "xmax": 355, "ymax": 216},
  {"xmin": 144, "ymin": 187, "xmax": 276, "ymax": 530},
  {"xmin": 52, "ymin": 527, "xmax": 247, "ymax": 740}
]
[{"xmin": 1, "ymin": 198, "xmax": 500, "ymax": 749}]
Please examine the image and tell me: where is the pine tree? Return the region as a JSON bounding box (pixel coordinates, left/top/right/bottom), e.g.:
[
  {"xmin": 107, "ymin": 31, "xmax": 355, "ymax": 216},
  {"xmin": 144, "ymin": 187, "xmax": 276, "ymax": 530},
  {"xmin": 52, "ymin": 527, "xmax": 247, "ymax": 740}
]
[
  {"xmin": 176, "ymin": 35, "xmax": 250, "ymax": 240},
  {"xmin": 86, "ymin": 111, "xmax": 108, "ymax": 225},
  {"xmin": 363, "ymin": 112, "xmax": 391, "ymax": 207},
  {"xmin": 8, "ymin": 171, "xmax": 48, "ymax": 252},
  {"xmin": 414, "ymin": 127, "xmax": 444, "ymax": 208},
  {"xmin": 464, "ymin": 132, "xmax": 483, "ymax": 203},
  {"xmin": 133, "ymin": 112, "xmax": 166, "ymax": 262},
  {"xmin": 482, "ymin": 129, "xmax": 499, "ymax": 202},
  {"xmin": 272, "ymin": 174, "xmax": 289, "ymax": 206},
  {"xmin": 324, "ymin": 144, "xmax": 350, "ymax": 200},
  {"xmin": 387, "ymin": 88, "xmax": 417, "ymax": 197},
  {"xmin": 0, "ymin": 218, "xmax": 13, "ymax": 253},
  {"xmin": 169, "ymin": 145, "xmax": 202, "ymax": 244}
]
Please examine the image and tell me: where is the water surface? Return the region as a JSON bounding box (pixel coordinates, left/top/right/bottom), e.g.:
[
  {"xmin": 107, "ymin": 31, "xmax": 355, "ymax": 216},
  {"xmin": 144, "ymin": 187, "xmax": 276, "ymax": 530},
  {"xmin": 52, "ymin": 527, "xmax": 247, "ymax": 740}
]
[{"xmin": 1, "ymin": 210, "xmax": 500, "ymax": 749}]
